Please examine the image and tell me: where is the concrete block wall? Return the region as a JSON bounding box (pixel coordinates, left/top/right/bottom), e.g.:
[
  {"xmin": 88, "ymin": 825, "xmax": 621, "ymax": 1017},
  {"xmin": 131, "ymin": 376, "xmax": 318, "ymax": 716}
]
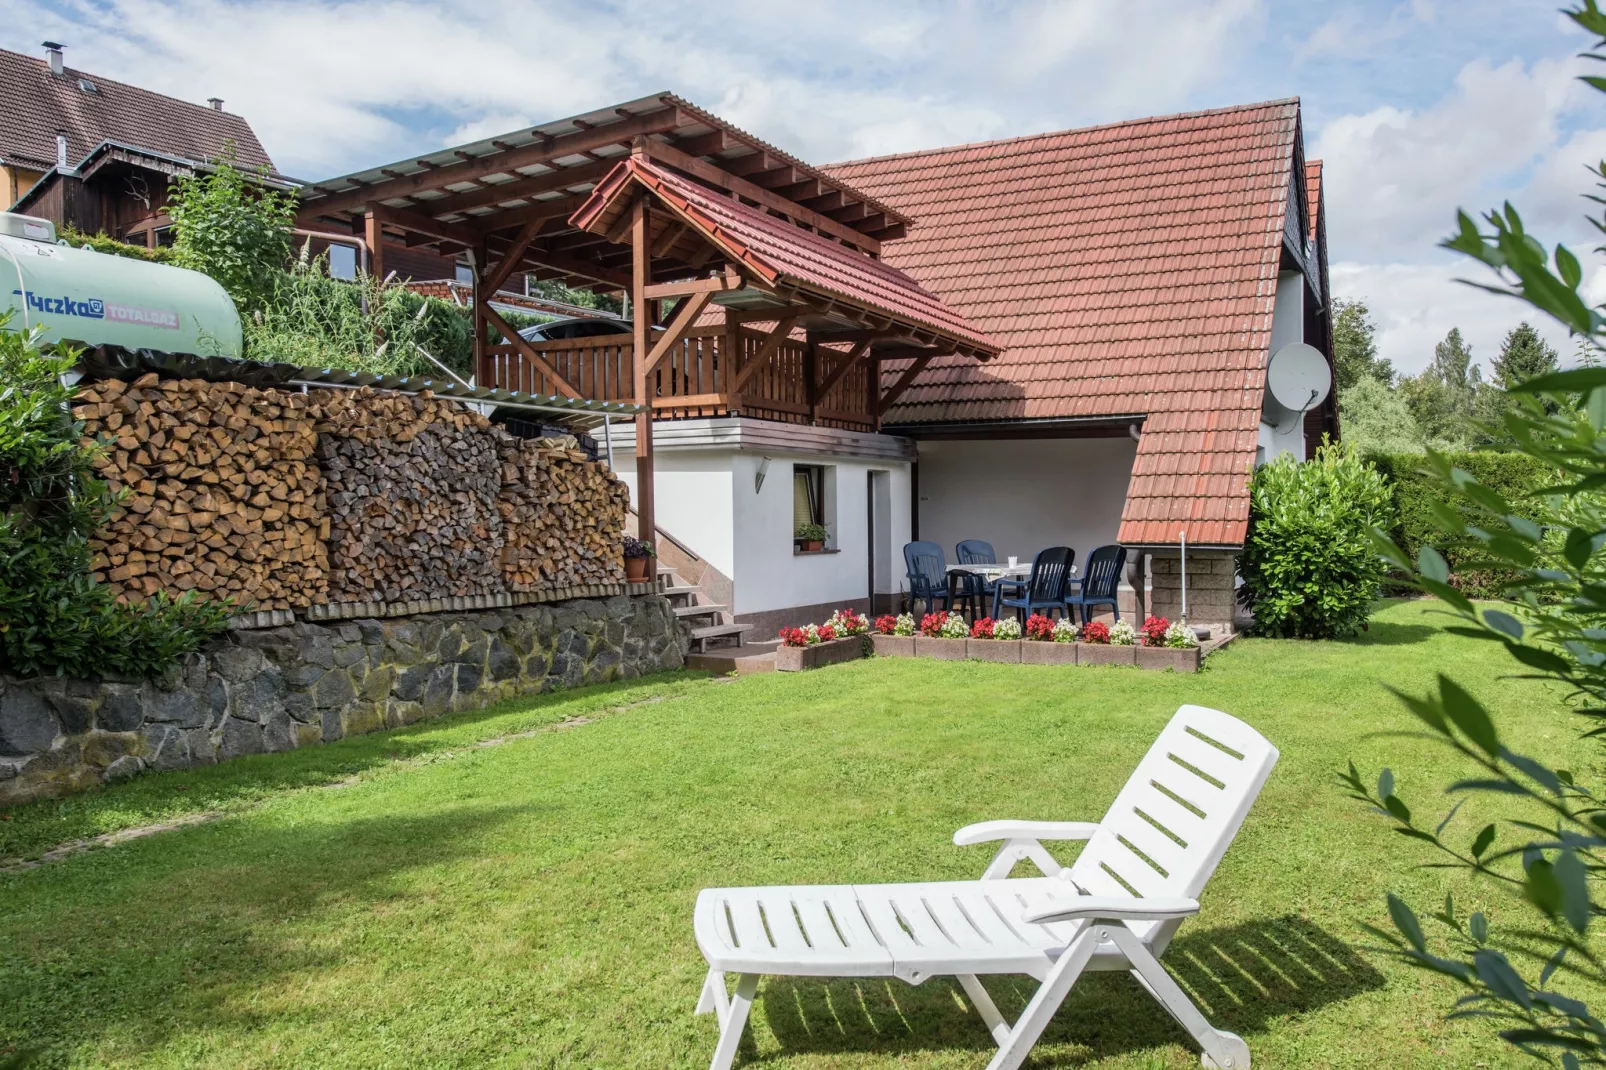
[{"xmin": 1149, "ymin": 550, "xmax": 1238, "ymax": 631}]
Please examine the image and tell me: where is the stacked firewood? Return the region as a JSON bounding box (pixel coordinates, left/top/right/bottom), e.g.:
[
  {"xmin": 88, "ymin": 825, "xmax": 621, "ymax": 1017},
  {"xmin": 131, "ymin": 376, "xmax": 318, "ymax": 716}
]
[
  {"xmin": 73, "ymin": 375, "xmax": 329, "ymax": 609},
  {"xmin": 311, "ymin": 388, "xmax": 507, "ymax": 603},
  {"xmin": 499, "ymin": 438, "xmax": 630, "ymax": 591}
]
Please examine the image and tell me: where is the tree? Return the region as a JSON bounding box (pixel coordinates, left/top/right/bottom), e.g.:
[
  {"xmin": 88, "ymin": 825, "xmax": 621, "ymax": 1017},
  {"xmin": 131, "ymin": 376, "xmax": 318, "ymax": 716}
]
[
  {"xmin": 1332, "ymin": 298, "xmax": 1395, "ymax": 389},
  {"xmin": 1338, "ymin": 374, "xmax": 1426, "ymax": 454},
  {"xmin": 166, "ymin": 150, "xmax": 297, "ymax": 318},
  {"xmin": 1347, "ymin": 3, "xmax": 1606, "ymax": 1062},
  {"xmin": 1493, "ymin": 322, "xmax": 1561, "ymax": 389},
  {"xmin": 1400, "ymin": 327, "xmax": 1482, "ymax": 447}
]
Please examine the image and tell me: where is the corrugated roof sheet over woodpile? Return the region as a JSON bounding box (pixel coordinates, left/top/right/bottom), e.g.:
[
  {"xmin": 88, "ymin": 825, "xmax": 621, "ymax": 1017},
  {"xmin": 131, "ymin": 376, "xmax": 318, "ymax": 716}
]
[
  {"xmin": 571, "ymin": 156, "xmax": 999, "ymax": 357},
  {"xmin": 826, "ymin": 99, "xmax": 1305, "ymax": 546},
  {"xmin": 0, "ymin": 46, "xmax": 275, "ymax": 175}
]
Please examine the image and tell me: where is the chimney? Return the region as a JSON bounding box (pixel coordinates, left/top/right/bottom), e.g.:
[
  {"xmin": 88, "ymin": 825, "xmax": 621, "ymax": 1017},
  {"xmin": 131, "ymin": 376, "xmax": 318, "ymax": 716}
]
[
  {"xmin": 42, "ymin": 41, "xmax": 64, "ymax": 76},
  {"xmin": 55, "ymin": 132, "xmax": 68, "ymax": 170},
  {"xmin": 207, "ymin": 97, "xmax": 223, "ymax": 111}
]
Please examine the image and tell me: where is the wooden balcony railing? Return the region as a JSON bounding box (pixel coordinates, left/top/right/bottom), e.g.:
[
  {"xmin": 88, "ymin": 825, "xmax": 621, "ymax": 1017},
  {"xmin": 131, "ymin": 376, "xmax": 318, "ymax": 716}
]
[{"xmin": 480, "ymin": 325, "xmax": 878, "ymax": 430}]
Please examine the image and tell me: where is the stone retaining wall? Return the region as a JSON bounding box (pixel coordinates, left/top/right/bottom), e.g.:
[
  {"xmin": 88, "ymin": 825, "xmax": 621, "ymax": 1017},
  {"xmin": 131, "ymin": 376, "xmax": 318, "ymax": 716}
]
[
  {"xmin": 0, "ymin": 594, "xmax": 687, "ymax": 806},
  {"xmin": 1149, "ymin": 550, "xmax": 1238, "ymax": 632}
]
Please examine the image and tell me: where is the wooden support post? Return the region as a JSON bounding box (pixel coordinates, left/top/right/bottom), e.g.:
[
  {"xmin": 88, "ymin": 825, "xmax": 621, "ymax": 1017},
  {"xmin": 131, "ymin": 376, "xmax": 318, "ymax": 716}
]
[
  {"xmin": 632, "ymin": 197, "xmax": 655, "ymax": 549},
  {"xmin": 364, "ymin": 205, "xmax": 384, "ymax": 282},
  {"xmin": 471, "ymin": 240, "xmax": 487, "ymax": 386},
  {"xmin": 723, "ymin": 308, "xmax": 743, "ymax": 413},
  {"xmin": 806, "ymin": 341, "xmax": 819, "ymax": 425}
]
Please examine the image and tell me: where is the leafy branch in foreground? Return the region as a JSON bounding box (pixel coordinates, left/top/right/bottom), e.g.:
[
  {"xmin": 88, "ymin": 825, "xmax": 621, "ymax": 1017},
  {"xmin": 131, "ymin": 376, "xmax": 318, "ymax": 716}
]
[{"xmin": 1345, "ymin": 3, "xmax": 1606, "ymax": 1065}]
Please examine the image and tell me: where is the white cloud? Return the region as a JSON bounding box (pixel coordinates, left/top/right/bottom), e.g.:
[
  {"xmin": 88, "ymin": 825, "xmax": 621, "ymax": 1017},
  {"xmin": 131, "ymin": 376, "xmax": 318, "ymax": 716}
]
[
  {"xmin": 1332, "ymin": 258, "xmax": 1597, "ymax": 377},
  {"xmin": 0, "ymin": 0, "xmax": 1260, "ymax": 178},
  {"xmin": 1314, "ymin": 55, "xmax": 1587, "ymax": 261}
]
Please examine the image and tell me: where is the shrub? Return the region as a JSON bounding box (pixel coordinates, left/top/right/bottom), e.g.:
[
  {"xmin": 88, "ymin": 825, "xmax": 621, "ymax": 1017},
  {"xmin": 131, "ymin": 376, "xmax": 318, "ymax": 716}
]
[
  {"xmin": 166, "ymin": 150, "xmax": 298, "ymax": 317},
  {"xmin": 1109, "ymin": 620, "xmax": 1136, "ymax": 645},
  {"xmin": 1236, "ymin": 443, "xmax": 1393, "ymax": 639},
  {"xmin": 1368, "ymin": 449, "xmax": 1557, "ymax": 598},
  {"xmin": 0, "ymin": 320, "xmax": 232, "ymax": 678},
  {"xmin": 59, "ymin": 226, "xmax": 175, "ymax": 264},
  {"xmin": 1024, "ymin": 614, "xmax": 1054, "ymax": 640},
  {"xmin": 1080, "ymin": 620, "xmax": 1110, "ymax": 644}
]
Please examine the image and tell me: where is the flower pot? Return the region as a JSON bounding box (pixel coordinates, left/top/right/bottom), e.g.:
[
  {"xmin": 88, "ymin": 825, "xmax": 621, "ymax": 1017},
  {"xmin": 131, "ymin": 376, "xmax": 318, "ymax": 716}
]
[
  {"xmin": 916, "ymin": 636, "xmax": 969, "ymax": 660},
  {"xmin": 1020, "ymin": 641, "xmax": 1078, "ymax": 665},
  {"xmin": 775, "ymin": 636, "xmax": 865, "ymax": 671},
  {"xmin": 624, "ymin": 556, "xmax": 651, "ymax": 583},
  {"xmin": 870, "ymin": 634, "xmax": 915, "ymax": 658},
  {"xmin": 1076, "ymin": 643, "xmax": 1136, "ymax": 666},
  {"xmin": 800, "ymin": 540, "xmax": 824, "ymax": 552},
  {"xmin": 967, "ymin": 639, "xmax": 1021, "ymax": 663}
]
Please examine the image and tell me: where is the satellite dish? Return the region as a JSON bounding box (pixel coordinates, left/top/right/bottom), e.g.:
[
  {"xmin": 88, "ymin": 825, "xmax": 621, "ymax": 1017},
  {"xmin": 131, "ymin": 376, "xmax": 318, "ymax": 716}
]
[{"xmin": 1263, "ymin": 342, "xmax": 1332, "ymax": 432}]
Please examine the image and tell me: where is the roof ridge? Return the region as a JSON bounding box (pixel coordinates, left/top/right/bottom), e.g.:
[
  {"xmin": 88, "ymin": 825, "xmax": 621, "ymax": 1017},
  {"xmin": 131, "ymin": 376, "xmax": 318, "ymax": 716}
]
[
  {"xmin": 0, "ymin": 46, "xmax": 245, "ymax": 121},
  {"xmin": 825, "ymin": 97, "xmax": 1301, "ymax": 170}
]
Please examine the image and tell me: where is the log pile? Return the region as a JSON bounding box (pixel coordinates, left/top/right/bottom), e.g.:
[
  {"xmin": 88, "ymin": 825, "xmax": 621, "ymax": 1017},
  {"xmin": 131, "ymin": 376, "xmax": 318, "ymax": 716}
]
[
  {"xmin": 499, "ymin": 438, "xmax": 630, "ymax": 591},
  {"xmin": 311, "ymin": 388, "xmax": 505, "ymax": 603},
  {"xmin": 73, "ymin": 379, "xmax": 630, "ymax": 614},
  {"xmin": 73, "ymin": 375, "xmax": 328, "ymax": 609}
]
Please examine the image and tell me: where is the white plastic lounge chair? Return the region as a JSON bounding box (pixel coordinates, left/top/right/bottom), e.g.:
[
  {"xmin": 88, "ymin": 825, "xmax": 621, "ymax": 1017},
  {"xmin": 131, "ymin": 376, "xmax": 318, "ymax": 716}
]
[{"xmin": 693, "ymin": 704, "xmax": 1278, "ymax": 1070}]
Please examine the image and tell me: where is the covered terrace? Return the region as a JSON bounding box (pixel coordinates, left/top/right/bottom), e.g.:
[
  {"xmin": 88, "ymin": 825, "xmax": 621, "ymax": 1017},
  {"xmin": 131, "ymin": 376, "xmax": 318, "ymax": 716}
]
[{"xmin": 296, "ymin": 92, "xmax": 998, "ymax": 547}]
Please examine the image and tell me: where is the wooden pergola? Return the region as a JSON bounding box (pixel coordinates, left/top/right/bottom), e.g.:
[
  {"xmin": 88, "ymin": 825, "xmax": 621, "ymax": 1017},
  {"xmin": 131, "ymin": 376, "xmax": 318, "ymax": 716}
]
[{"xmin": 296, "ymin": 93, "xmax": 998, "ymax": 548}]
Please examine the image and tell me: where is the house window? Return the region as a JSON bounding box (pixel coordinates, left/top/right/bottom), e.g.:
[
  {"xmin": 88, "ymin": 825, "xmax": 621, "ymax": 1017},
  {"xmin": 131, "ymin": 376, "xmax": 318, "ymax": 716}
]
[
  {"xmin": 793, "ymin": 463, "xmax": 834, "ymax": 551},
  {"xmin": 455, "ymin": 263, "xmax": 474, "ymax": 285},
  {"xmin": 327, "ymin": 243, "xmax": 357, "ymax": 280}
]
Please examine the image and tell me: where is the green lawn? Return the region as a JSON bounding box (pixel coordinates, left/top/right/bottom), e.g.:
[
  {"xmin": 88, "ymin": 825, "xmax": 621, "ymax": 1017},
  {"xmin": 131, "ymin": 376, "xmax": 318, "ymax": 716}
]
[{"xmin": 0, "ymin": 600, "xmax": 1593, "ymax": 1068}]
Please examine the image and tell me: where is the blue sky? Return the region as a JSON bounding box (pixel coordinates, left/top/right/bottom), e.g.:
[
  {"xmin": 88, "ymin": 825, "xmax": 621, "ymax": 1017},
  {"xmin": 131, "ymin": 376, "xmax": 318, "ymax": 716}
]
[{"xmin": 1, "ymin": 0, "xmax": 1598, "ymax": 375}]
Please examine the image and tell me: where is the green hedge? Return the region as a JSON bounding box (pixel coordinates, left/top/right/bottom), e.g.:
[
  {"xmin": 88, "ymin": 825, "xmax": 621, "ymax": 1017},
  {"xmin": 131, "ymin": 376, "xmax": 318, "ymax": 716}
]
[{"xmin": 1367, "ymin": 450, "xmax": 1557, "ymax": 598}]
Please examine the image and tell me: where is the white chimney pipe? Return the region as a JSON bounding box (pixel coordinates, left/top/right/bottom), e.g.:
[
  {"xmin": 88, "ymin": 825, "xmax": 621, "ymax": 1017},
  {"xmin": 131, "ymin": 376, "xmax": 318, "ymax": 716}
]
[
  {"xmin": 207, "ymin": 97, "xmax": 223, "ymax": 111},
  {"xmin": 42, "ymin": 41, "xmax": 64, "ymax": 76},
  {"xmin": 55, "ymin": 132, "xmax": 68, "ymax": 170}
]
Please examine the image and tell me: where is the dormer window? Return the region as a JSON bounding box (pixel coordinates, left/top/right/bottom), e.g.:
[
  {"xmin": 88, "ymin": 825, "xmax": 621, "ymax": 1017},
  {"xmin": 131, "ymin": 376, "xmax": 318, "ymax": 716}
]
[{"xmin": 77, "ymin": 78, "xmax": 97, "ymax": 93}]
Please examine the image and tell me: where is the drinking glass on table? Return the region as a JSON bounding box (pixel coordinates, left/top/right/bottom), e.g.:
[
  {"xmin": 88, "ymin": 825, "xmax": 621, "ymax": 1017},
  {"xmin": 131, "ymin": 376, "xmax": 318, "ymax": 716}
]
[{"xmin": 1007, "ymin": 556, "xmax": 1018, "ymax": 568}]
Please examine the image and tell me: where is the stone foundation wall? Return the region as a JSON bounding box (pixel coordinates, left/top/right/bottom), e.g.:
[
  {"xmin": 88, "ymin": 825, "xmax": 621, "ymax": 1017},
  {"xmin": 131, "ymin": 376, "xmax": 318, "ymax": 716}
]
[
  {"xmin": 0, "ymin": 594, "xmax": 687, "ymax": 807},
  {"xmin": 1149, "ymin": 550, "xmax": 1238, "ymax": 631}
]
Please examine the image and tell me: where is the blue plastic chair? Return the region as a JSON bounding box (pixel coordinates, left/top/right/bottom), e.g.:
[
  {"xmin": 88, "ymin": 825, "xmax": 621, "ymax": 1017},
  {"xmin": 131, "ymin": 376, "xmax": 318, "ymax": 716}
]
[
  {"xmin": 903, "ymin": 541, "xmax": 953, "ymax": 615},
  {"xmin": 953, "ymin": 540, "xmax": 996, "ymax": 619},
  {"xmin": 1064, "ymin": 545, "xmax": 1128, "ymax": 625},
  {"xmin": 992, "ymin": 546, "xmax": 1076, "ymax": 623}
]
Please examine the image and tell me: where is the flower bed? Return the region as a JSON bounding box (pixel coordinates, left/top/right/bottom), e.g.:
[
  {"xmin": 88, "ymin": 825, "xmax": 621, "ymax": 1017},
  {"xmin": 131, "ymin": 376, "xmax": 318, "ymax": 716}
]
[
  {"xmin": 778, "ymin": 609, "xmax": 1202, "ymax": 672},
  {"xmin": 775, "ymin": 608, "xmax": 870, "ymax": 671}
]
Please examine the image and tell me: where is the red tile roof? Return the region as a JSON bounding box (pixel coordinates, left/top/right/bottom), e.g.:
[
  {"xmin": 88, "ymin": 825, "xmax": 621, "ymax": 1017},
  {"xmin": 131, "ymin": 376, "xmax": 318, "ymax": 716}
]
[
  {"xmin": 0, "ymin": 47, "xmax": 274, "ymax": 176},
  {"xmin": 570, "ymin": 156, "xmax": 999, "ymax": 357},
  {"xmin": 1306, "ymin": 160, "xmax": 1323, "ymax": 242},
  {"xmin": 826, "ymin": 99, "xmax": 1306, "ymax": 546}
]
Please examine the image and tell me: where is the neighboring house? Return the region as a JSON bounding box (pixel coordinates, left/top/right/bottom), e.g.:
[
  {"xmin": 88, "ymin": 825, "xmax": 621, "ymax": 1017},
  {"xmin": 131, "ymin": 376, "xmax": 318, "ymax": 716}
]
[
  {"xmin": 296, "ymin": 94, "xmax": 1332, "ymax": 639},
  {"xmin": 0, "ymin": 43, "xmax": 288, "ymax": 244},
  {"xmin": 826, "ymin": 98, "xmax": 1335, "ymax": 630}
]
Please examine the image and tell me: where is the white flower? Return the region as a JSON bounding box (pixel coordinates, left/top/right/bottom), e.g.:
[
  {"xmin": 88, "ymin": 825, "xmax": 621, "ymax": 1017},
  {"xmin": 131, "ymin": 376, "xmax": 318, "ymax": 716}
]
[
  {"xmin": 993, "ymin": 617, "xmax": 1022, "ymax": 640},
  {"xmin": 1052, "ymin": 618, "xmax": 1077, "ymax": 643},
  {"xmin": 940, "ymin": 611, "xmax": 969, "ymax": 639},
  {"xmin": 804, "ymin": 623, "xmax": 821, "ymax": 645},
  {"xmin": 1165, "ymin": 621, "xmax": 1199, "ymax": 649},
  {"xmin": 893, "ymin": 613, "xmax": 916, "ymax": 637},
  {"xmin": 1110, "ymin": 620, "xmax": 1137, "ymax": 646}
]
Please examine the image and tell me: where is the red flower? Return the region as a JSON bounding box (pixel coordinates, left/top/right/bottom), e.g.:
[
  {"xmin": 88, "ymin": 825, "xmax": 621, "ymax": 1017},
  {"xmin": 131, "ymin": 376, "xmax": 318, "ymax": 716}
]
[
  {"xmin": 1024, "ymin": 614, "xmax": 1055, "ymax": 641},
  {"xmin": 1081, "ymin": 620, "xmax": 1110, "ymax": 644},
  {"xmin": 970, "ymin": 617, "xmax": 995, "ymax": 639},
  {"xmin": 818, "ymin": 623, "xmax": 837, "ymax": 642},
  {"xmin": 875, "ymin": 614, "xmax": 899, "ymax": 635},
  {"xmin": 779, "ymin": 627, "xmax": 808, "ymax": 648},
  {"xmin": 920, "ymin": 612, "xmax": 947, "ymax": 637},
  {"xmin": 1140, "ymin": 616, "xmax": 1169, "ymax": 646}
]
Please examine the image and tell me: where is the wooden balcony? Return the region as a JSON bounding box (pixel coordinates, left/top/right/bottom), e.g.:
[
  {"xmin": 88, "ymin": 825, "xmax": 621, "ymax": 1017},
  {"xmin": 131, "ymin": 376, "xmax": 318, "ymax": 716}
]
[{"xmin": 480, "ymin": 324, "xmax": 881, "ymax": 431}]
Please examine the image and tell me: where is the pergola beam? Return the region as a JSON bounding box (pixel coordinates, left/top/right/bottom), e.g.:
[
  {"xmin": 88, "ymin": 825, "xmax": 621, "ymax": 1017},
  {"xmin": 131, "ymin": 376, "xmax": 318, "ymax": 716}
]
[
  {"xmin": 641, "ymin": 290, "xmax": 716, "ymax": 375},
  {"xmin": 419, "ymin": 159, "xmax": 618, "ymax": 219},
  {"xmin": 728, "ymin": 315, "xmax": 800, "ymax": 394},
  {"xmin": 304, "ymin": 106, "xmax": 686, "ymax": 219},
  {"xmin": 482, "ymin": 303, "xmax": 582, "ymax": 398}
]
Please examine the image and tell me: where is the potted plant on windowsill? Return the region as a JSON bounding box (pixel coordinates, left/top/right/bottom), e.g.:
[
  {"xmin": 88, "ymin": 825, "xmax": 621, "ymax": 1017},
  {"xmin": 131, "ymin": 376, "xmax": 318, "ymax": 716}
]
[
  {"xmin": 622, "ymin": 536, "xmax": 655, "ymax": 583},
  {"xmin": 795, "ymin": 522, "xmax": 828, "ymax": 552}
]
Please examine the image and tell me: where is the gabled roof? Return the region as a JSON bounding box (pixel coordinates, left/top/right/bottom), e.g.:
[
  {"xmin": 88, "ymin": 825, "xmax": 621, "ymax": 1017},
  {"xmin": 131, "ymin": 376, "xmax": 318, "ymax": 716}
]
[
  {"xmin": 0, "ymin": 47, "xmax": 274, "ymax": 175},
  {"xmin": 826, "ymin": 99, "xmax": 1307, "ymax": 546},
  {"xmin": 1306, "ymin": 160, "xmax": 1323, "ymax": 243},
  {"xmin": 570, "ymin": 156, "xmax": 999, "ymax": 358}
]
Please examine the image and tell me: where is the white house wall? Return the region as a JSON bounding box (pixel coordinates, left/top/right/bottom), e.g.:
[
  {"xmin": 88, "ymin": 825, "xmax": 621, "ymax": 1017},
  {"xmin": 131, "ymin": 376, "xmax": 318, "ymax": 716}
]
[
  {"xmin": 613, "ymin": 452, "xmax": 736, "ymax": 578},
  {"xmin": 1260, "ymin": 270, "xmax": 1308, "ymax": 463},
  {"xmin": 913, "ymin": 437, "xmax": 1137, "ymax": 568}
]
